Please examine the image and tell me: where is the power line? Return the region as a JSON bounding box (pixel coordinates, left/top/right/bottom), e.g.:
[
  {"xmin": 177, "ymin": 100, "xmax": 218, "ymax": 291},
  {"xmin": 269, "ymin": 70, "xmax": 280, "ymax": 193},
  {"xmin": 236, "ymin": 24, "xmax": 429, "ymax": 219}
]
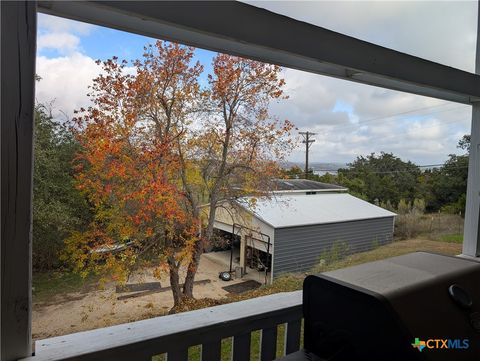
[
  {"xmin": 329, "ymin": 104, "xmax": 467, "ymax": 132},
  {"xmin": 313, "ymin": 117, "xmax": 469, "ymax": 147},
  {"xmin": 293, "ymin": 103, "xmax": 470, "ymax": 176},
  {"xmin": 355, "ymin": 118, "xmax": 470, "ymax": 145},
  {"xmin": 312, "ymin": 164, "xmax": 469, "ymax": 175}
]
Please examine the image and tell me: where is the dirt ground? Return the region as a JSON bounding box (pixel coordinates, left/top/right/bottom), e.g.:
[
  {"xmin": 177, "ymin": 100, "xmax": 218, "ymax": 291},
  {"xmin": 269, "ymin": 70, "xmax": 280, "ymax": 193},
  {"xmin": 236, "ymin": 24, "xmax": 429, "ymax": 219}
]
[{"xmin": 32, "ymin": 255, "xmax": 247, "ymax": 340}]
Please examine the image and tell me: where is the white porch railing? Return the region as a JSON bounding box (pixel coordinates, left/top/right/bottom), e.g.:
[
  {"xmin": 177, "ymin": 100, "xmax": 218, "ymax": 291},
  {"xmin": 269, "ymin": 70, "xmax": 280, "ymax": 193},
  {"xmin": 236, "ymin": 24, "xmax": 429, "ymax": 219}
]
[{"xmin": 20, "ymin": 291, "xmax": 303, "ymax": 361}]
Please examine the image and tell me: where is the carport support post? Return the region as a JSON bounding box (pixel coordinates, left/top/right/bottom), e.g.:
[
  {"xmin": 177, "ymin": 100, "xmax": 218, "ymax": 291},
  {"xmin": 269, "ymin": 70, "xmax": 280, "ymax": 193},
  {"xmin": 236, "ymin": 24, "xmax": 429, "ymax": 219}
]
[
  {"xmin": 240, "ymin": 235, "xmax": 246, "ymax": 275},
  {"xmin": 463, "ymin": 3, "xmax": 480, "ymax": 257}
]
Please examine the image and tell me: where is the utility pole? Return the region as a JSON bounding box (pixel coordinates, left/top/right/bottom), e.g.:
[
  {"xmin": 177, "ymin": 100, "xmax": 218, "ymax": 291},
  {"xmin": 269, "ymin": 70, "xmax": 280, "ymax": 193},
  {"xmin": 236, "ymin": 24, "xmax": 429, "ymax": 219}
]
[{"xmin": 299, "ymin": 131, "xmax": 316, "ymax": 179}]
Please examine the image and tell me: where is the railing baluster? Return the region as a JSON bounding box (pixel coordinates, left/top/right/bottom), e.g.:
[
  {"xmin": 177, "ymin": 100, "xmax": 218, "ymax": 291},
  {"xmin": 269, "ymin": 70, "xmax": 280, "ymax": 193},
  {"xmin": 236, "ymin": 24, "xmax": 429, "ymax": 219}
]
[
  {"xmin": 284, "ymin": 319, "xmax": 301, "ymax": 355},
  {"xmin": 202, "ymin": 340, "xmax": 221, "ymax": 361},
  {"xmin": 260, "ymin": 326, "xmax": 278, "ymax": 361},
  {"xmin": 167, "ymin": 348, "xmax": 188, "ymax": 361},
  {"xmin": 232, "ymin": 333, "xmax": 251, "ymax": 361}
]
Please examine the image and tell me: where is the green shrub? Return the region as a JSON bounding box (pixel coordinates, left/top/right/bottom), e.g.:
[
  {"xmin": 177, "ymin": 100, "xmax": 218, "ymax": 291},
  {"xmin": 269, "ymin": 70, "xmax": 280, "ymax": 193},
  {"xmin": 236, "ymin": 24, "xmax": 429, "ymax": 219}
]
[
  {"xmin": 395, "ymin": 198, "xmax": 427, "ymax": 239},
  {"xmin": 316, "ymin": 241, "xmax": 350, "ymax": 272}
]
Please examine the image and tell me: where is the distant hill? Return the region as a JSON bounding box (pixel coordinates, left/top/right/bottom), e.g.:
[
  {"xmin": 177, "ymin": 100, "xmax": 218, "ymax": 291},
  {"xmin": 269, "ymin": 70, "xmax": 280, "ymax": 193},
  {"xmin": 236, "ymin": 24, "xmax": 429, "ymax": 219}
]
[
  {"xmin": 309, "ymin": 162, "xmax": 347, "ymax": 172},
  {"xmin": 280, "ymin": 161, "xmax": 347, "ymax": 172}
]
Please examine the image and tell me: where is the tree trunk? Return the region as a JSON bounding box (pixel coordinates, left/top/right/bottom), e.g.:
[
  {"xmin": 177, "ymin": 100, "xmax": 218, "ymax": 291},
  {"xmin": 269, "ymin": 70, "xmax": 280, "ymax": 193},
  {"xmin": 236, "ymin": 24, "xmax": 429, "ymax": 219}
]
[
  {"xmin": 181, "ymin": 114, "xmax": 230, "ymax": 299},
  {"xmin": 205, "ymin": 199, "xmax": 218, "ymax": 240},
  {"xmin": 183, "ymin": 199, "xmax": 218, "ymax": 298},
  {"xmin": 182, "ymin": 236, "xmax": 203, "ymax": 298},
  {"xmin": 182, "ymin": 208, "xmax": 203, "ymax": 298},
  {"xmin": 168, "ymin": 257, "xmax": 183, "ymax": 309}
]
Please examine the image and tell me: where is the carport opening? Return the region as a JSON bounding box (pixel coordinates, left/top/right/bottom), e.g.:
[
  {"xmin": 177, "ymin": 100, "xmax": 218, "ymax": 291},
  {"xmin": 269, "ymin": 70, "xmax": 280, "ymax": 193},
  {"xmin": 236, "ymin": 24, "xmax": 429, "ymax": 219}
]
[
  {"xmin": 208, "ymin": 229, "xmax": 242, "ymax": 275},
  {"xmin": 246, "ymin": 237, "xmax": 272, "ymax": 273},
  {"xmin": 206, "ymin": 228, "xmax": 273, "ymax": 284},
  {"xmin": 211, "ymin": 229, "xmax": 241, "ymax": 255}
]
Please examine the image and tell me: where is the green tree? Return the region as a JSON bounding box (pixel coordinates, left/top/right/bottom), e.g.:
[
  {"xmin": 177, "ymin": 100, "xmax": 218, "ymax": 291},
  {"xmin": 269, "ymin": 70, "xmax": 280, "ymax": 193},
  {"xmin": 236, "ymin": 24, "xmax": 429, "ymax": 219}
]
[
  {"xmin": 33, "ymin": 105, "xmax": 91, "ymax": 270},
  {"xmin": 338, "ymin": 152, "xmax": 421, "ymax": 205},
  {"xmin": 424, "ymin": 138, "xmax": 468, "ymax": 214},
  {"xmin": 283, "ymin": 165, "xmax": 304, "ymax": 179},
  {"xmin": 458, "ymin": 134, "xmax": 471, "ymax": 152},
  {"xmin": 287, "ymin": 135, "xmax": 469, "ymax": 215}
]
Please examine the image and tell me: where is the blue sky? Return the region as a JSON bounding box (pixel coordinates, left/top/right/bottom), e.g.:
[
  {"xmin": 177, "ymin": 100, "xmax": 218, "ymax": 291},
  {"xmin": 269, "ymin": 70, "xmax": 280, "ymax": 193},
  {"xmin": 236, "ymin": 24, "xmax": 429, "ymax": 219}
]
[
  {"xmin": 35, "ymin": 2, "xmax": 476, "ymax": 165},
  {"xmin": 69, "ymin": 26, "xmax": 216, "ymax": 81},
  {"xmin": 37, "ymin": 17, "xmax": 216, "ymax": 84}
]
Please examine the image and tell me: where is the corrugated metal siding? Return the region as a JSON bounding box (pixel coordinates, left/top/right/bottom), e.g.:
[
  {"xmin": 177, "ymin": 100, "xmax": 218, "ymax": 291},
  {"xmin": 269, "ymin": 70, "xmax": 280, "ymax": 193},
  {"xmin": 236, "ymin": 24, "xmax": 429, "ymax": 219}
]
[{"xmin": 272, "ymin": 216, "xmax": 395, "ymax": 278}]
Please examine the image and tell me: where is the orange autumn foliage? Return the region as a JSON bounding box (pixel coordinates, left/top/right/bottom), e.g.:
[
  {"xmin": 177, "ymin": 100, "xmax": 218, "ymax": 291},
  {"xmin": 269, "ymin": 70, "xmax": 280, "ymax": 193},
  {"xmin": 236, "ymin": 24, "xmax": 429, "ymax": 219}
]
[{"xmin": 64, "ymin": 42, "xmax": 201, "ymax": 305}]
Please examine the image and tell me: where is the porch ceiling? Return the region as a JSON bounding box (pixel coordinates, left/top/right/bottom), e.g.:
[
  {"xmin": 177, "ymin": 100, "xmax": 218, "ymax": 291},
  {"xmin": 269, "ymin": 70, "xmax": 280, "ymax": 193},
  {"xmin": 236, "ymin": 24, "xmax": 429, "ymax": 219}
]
[{"xmin": 37, "ymin": 1, "xmax": 480, "ymax": 104}]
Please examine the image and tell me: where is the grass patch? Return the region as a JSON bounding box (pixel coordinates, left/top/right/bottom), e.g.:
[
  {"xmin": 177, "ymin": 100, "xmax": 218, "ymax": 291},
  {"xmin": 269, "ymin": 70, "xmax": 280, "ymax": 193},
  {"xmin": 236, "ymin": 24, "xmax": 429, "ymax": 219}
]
[
  {"xmin": 438, "ymin": 234, "xmax": 463, "ymax": 244},
  {"xmin": 33, "ymin": 270, "xmax": 97, "ymax": 304},
  {"xmin": 394, "ymin": 212, "xmax": 464, "ymax": 242},
  {"xmin": 312, "ymin": 238, "xmax": 462, "ymax": 273}
]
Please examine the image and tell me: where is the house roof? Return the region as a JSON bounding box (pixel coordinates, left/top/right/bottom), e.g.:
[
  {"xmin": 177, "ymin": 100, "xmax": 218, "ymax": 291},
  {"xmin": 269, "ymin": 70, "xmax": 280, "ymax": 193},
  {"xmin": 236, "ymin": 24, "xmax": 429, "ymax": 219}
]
[
  {"xmin": 272, "ymin": 179, "xmax": 347, "ymax": 192},
  {"xmin": 237, "ymin": 193, "xmax": 396, "ymax": 229}
]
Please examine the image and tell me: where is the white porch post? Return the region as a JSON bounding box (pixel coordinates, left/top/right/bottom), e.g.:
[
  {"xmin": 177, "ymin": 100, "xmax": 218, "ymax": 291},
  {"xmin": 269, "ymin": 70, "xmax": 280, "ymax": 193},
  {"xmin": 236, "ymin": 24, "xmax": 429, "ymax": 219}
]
[
  {"xmin": 463, "ymin": 2, "xmax": 480, "ymax": 257},
  {"xmin": 1, "ymin": 1, "xmax": 37, "ymax": 359},
  {"xmin": 463, "ymin": 104, "xmax": 480, "ymax": 256}
]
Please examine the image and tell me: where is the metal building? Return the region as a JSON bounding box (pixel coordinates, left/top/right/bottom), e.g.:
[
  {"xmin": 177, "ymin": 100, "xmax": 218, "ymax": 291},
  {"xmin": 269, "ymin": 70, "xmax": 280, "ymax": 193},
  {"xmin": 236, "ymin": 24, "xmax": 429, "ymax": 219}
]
[
  {"xmin": 212, "ymin": 187, "xmax": 396, "ymax": 282},
  {"xmin": 270, "ymin": 179, "xmax": 347, "ymax": 193}
]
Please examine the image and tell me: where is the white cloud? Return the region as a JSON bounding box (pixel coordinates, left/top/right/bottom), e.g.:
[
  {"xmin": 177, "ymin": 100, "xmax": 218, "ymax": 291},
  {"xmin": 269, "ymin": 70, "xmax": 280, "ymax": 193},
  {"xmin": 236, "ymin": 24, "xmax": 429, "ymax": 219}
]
[
  {"xmin": 38, "ymin": 32, "xmax": 80, "ymax": 53},
  {"xmin": 272, "ymin": 64, "xmax": 472, "ymax": 164},
  {"xmin": 38, "ymin": 13, "xmax": 93, "ymax": 35},
  {"xmin": 35, "ymin": 52, "xmax": 137, "ymax": 120},
  {"xmin": 243, "ymin": 1, "xmax": 476, "ymax": 163},
  {"xmin": 37, "ymin": 13, "xmax": 95, "ymax": 54},
  {"xmin": 36, "ymin": 53, "xmax": 101, "ymax": 119},
  {"xmin": 406, "ymin": 120, "xmax": 445, "ymax": 140},
  {"xmin": 35, "ymin": 14, "xmax": 138, "ymax": 119}
]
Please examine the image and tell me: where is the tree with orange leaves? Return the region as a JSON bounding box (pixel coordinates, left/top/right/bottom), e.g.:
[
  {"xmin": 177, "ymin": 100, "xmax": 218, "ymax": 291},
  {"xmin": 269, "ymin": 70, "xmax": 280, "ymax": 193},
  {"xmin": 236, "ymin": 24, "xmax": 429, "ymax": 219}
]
[
  {"xmin": 65, "ymin": 41, "xmax": 203, "ymax": 307},
  {"xmin": 180, "ymin": 54, "xmax": 295, "ymax": 297},
  {"xmin": 65, "ymin": 40, "xmax": 294, "ymax": 308}
]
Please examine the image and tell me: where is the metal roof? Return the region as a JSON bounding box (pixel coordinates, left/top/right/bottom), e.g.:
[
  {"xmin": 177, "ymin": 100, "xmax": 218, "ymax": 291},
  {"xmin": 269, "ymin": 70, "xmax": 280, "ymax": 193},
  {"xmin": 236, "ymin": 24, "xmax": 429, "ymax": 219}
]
[
  {"xmin": 272, "ymin": 179, "xmax": 347, "ymax": 192},
  {"xmin": 238, "ymin": 193, "xmax": 396, "ymax": 229}
]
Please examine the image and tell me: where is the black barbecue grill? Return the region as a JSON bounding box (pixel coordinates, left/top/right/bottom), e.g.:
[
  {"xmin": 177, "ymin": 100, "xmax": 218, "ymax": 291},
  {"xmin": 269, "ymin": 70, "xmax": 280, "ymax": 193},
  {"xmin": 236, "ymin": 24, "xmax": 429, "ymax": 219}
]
[{"xmin": 281, "ymin": 252, "xmax": 480, "ymax": 361}]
